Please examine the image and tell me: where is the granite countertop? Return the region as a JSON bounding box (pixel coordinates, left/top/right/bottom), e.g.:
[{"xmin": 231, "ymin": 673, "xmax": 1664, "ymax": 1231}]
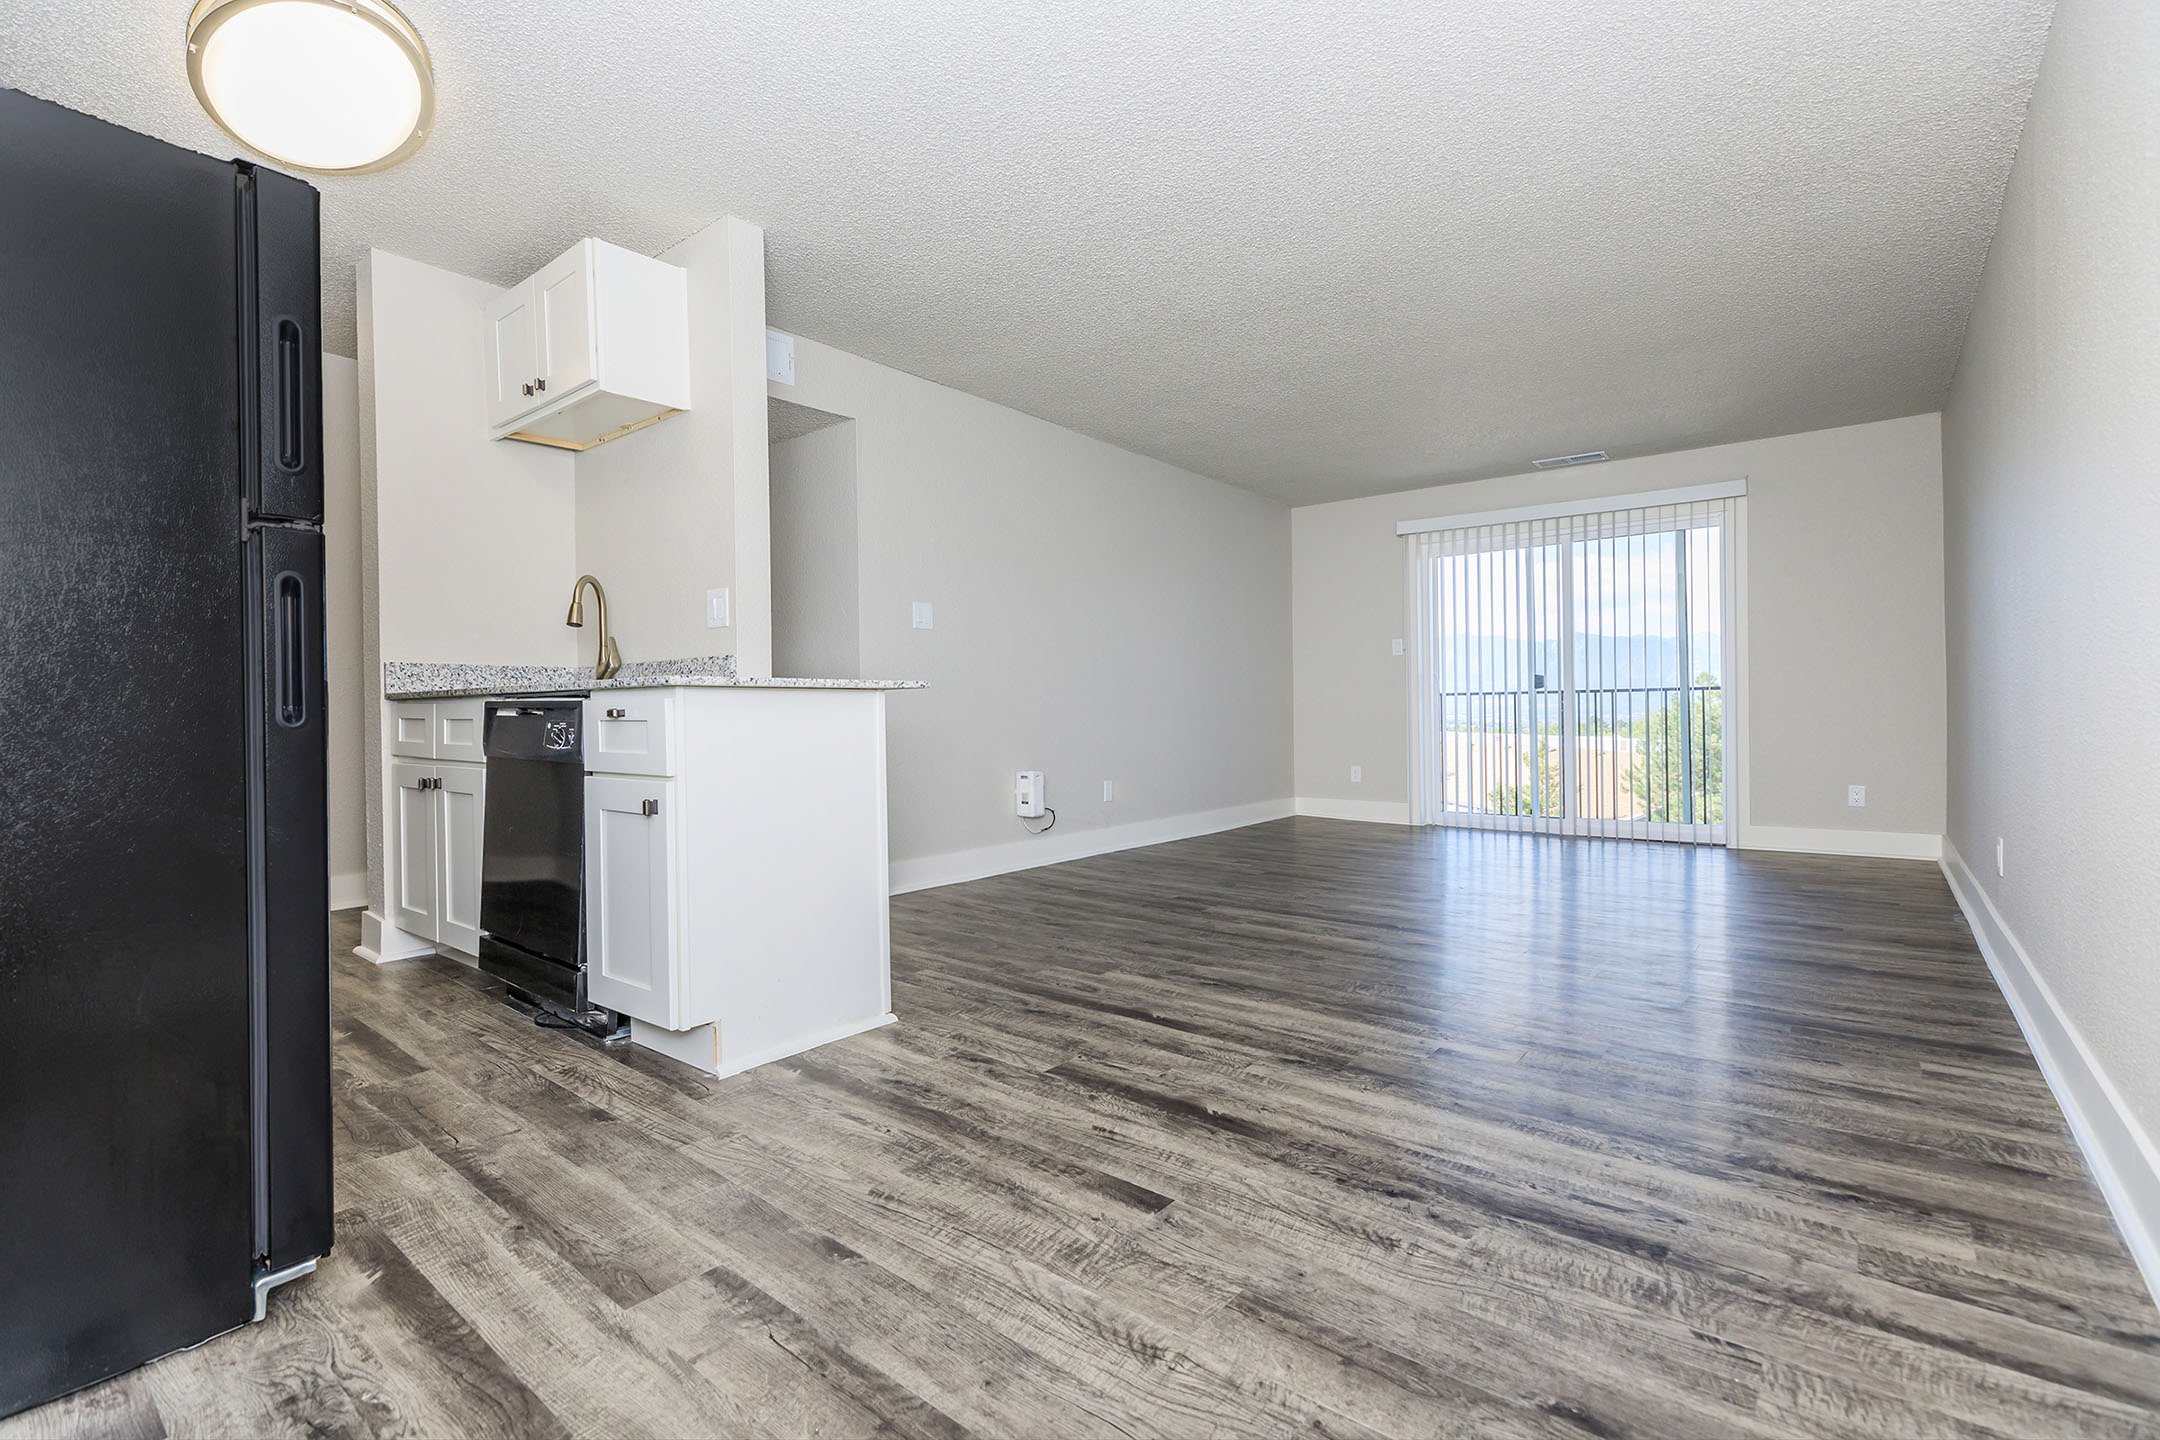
[{"xmin": 383, "ymin": 656, "xmax": 925, "ymax": 701}]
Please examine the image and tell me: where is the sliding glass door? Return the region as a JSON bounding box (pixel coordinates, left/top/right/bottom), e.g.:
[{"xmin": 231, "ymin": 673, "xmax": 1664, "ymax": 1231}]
[{"xmin": 1406, "ymin": 491, "xmax": 1739, "ymax": 844}]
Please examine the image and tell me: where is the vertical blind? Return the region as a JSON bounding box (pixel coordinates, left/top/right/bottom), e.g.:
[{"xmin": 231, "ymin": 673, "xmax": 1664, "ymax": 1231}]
[{"xmin": 1405, "ymin": 490, "xmax": 1740, "ymax": 844}]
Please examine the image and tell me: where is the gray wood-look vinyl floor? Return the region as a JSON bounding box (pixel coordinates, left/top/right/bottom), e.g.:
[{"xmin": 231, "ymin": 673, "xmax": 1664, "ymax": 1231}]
[{"xmin": 7, "ymin": 818, "xmax": 2157, "ymax": 1438}]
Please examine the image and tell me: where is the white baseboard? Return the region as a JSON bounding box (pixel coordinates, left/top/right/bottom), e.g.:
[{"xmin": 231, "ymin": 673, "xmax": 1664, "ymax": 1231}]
[
  {"xmin": 356, "ymin": 909, "xmax": 436, "ymax": 966},
  {"xmin": 1294, "ymin": 796, "xmax": 1412, "ymax": 825},
  {"xmin": 630, "ymin": 1019, "xmax": 719, "ymax": 1075},
  {"xmin": 329, "ymin": 871, "xmax": 367, "ymax": 912},
  {"xmin": 1941, "ymin": 841, "xmax": 2160, "ymax": 1313},
  {"xmin": 889, "ymin": 800, "xmax": 1293, "ymax": 895},
  {"xmin": 629, "ymin": 1011, "xmax": 897, "ymax": 1079},
  {"xmin": 717, "ymin": 1012, "xmax": 897, "ymax": 1079},
  {"xmin": 1739, "ymin": 825, "xmax": 1942, "ymax": 861}
]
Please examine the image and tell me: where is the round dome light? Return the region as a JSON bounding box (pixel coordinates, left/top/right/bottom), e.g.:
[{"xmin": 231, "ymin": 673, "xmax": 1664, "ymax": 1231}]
[{"xmin": 186, "ymin": 0, "xmax": 434, "ymax": 174}]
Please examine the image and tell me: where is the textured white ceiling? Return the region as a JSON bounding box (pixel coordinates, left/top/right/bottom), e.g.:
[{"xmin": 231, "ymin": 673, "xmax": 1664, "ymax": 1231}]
[{"xmin": 3, "ymin": 1, "xmax": 2051, "ymax": 504}]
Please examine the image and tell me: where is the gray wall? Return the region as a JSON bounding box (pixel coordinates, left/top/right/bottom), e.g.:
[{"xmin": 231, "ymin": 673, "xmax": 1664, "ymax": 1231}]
[
  {"xmin": 1942, "ymin": 0, "xmax": 2160, "ymax": 1123},
  {"xmin": 356, "ymin": 249, "xmax": 580, "ymax": 921},
  {"xmin": 573, "ymin": 216, "xmax": 770, "ymax": 674},
  {"xmin": 323, "ymin": 353, "xmax": 364, "ymax": 907},
  {"xmin": 773, "ymin": 333, "xmax": 1294, "ymax": 872},
  {"xmin": 769, "ymin": 408, "xmax": 861, "ymax": 679},
  {"xmin": 1291, "ymin": 415, "xmax": 1948, "ymax": 848}
]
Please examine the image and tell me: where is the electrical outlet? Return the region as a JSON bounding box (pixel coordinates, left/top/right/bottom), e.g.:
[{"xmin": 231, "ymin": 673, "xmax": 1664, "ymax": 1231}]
[
  {"xmin": 705, "ymin": 587, "xmax": 730, "ymax": 629},
  {"xmin": 1015, "ymin": 770, "xmax": 1045, "ymax": 818},
  {"xmin": 1996, "ymin": 837, "xmax": 2006, "ymax": 877},
  {"xmin": 912, "ymin": 600, "xmax": 933, "ymax": 630},
  {"xmin": 1847, "ymin": 784, "xmax": 1866, "ymax": 807},
  {"xmin": 1390, "ymin": 638, "xmax": 1405, "ymax": 656},
  {"xmin": 1102, "ymin": 780, "xmax": 1114, "ymax": 802},
  {"xmin": 1350, "ymin": 765, "xmax": 1363, "ymax": 784}
]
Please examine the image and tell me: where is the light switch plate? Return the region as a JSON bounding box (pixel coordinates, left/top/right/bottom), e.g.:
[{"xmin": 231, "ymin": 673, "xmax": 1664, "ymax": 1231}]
[
  {"xmin": 912, "ymin": 601, "xmax": 933, "ymax": 630},
  {"xmin": 706, "ymin": 587, "xmax": 730, "ymax": 629},
  {"xmin": 1391, "ymin": 638, "xmax": 1405, "ymax": 656},
  {"xmin": 1102, "ymin": 780, "xmax": 1114, "ymax": 802}
]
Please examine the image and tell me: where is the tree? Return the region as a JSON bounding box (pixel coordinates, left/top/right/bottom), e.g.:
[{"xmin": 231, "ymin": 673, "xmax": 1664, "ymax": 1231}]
[
  {"xmin": 1623, "ymin": 676, "xmax": 1723, "ymax": 824},
  {"xmin": 1489, "ymin": 740, "xmax": 1565, "ymax": 818}
]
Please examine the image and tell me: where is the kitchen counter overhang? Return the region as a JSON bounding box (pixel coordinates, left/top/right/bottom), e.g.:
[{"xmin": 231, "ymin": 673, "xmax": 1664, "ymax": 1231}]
[{"xmin": 383, "ymin": 656, "xmax": 923, "ymax": 701}]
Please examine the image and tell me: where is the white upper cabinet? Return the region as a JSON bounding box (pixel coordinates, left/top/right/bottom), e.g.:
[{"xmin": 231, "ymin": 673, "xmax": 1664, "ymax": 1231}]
[
  {"xmin": 483, "ymin": 238, "xmax": 690, "ymax": 452},
  {"xmin": 534, "ymin": 246, "xmax": 594, "ymax": 400},
  {"xmin": 482, "ymin": 283, "xmax": 542, "ymax": 430}
]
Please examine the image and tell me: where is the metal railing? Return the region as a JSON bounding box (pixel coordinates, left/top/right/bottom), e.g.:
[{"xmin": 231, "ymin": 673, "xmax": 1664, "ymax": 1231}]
[{"xmin": 1436, "ymin": 681, "xmax": 1724, "ymax": 825}]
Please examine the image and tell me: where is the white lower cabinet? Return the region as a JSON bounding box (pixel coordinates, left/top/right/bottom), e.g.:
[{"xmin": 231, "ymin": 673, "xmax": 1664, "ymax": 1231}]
[
  {"xmin": 389, "ymin": 760, "xmax": 439, "ymax": 939},
  {"xmin": 583, "ymin": 774, "xmax": 681, "ymax": 1026},
  {"xmin": 576, "ymin": 684, "xmax": 897, "ymax": 1081},
  {"xmin": 389, "ymin": 757, "xmax": 485, "ymax": 956},
  {"xmin": 435, "ymin": 765, "xmax": 486, "ymax": 954}
]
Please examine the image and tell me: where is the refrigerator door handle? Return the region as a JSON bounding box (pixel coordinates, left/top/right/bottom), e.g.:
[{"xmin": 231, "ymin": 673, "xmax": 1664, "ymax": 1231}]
[
  {"xmin": 272, "ymin": 570, "xmax": 306, "ymax": 728},
  {"xmin": 274, "ymin": 319, "xmax": 306, "ymax": 474}
]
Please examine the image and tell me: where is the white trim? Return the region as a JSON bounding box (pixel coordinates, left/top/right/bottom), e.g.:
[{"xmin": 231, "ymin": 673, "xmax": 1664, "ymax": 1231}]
[
  {"xmin": 1941, "ymin": 842, "xmax": 2160, "ymax": 1314},
  {"xmin": 1396, "ymin": 478, "xmax": 1748, "ymax": 536},
  {"xmin": 1737, "ymin": 825, "xmax": 1942, "ymax": 861},
  {"xmin": 1295, "ymin": 797, "xmax": 1413, "ymax": 825},
  {"xmin": 889, "ymin": 800, "xmax": 1293, "ymax": 895},
  {"xmin": 718, "ymin": 1011, "xmax": 897, "ymax": 1079},
  {"xmin": 329, "ymin": 871, "xmax": 367, "ymax": 912},
  {"xmin": 1728, "ymin": 496, "xmax": 1753, "ymax": 841},
  {"xmin": 356, "ymin": 908, "xmax": 435, "ymax": 965}
]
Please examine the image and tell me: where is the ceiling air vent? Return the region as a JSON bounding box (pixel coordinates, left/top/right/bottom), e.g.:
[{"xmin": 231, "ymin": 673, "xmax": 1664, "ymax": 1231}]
[{"xmin": 1531, "ymin": 450, "xmax": 1610, "ymax": 470}]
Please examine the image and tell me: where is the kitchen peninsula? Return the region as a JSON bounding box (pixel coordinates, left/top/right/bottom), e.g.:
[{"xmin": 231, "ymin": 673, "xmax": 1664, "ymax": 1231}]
[{"xmin": 382, "ymin": 656, "xmax": 922, "ymax": 1078}]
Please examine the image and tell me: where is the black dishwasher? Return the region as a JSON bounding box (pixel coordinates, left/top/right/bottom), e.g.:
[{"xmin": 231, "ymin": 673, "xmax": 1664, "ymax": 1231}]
[{"xmin": 478, "ymin": 699, "xmax": 620, "ymax": 1034}]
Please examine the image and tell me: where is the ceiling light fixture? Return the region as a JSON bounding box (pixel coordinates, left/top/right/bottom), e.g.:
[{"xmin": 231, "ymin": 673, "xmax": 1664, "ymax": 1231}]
[{"xmin": 186, "ymin": 0, "xmax": 434, "ymax": 174}]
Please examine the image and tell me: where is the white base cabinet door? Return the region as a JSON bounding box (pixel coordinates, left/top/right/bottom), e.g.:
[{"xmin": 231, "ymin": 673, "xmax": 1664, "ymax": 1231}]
[
  {"xmin": 435, "ymin": 764, "xmax": 486, "ymax": 955},
  {"xmin": 387, "ymin": 755, "xmax": 485, "ymax": 957},
  {"xmin": 584, "ymin": 775, "xmax": 679, "ymax": 1026},
  {"xmin": 390, "ymin": 760, "xmax": 440, "ymax": 940}
]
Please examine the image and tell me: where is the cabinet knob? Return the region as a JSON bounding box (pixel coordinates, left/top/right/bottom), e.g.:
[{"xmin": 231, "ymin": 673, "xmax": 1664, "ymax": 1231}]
[
  {"xmin": 521, "ymin": 382, "xmax": 534, "ymax": 396},
  {"xmin": 641, "ymin": 798, "xmax": 659, "ymax": 817},
  {"xmin": 605, "ymin": 707, "xmax": 627, "ymax": 719},
  {"xmin": 535, "ymin": 378, "xmax": 547, "ymax": 393}
]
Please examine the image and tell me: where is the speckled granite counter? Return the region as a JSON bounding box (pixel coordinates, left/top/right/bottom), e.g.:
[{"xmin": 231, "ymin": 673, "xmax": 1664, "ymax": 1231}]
[{"xmin": 383, "ymin": 656, "xmax": 923, "ymax": 701}]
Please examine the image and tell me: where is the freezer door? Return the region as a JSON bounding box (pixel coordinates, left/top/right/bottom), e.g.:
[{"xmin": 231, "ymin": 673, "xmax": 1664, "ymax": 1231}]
[
  {"xmin": 248, "ymin": 525, "xmax": 333, "ymax": 1270},
  {"xmin": 243, "ymin": 164, "xmax": 323, "ymax": 523},
  {"xmin": 0, "ymin": 89, "xmax": 254, "ymax": 1415}
]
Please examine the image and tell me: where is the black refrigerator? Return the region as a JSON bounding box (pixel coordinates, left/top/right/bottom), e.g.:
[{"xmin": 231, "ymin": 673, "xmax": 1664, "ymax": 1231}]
[{"xmin": 0, "ymin": 90, "xmax": 332, "ymax": 1416}]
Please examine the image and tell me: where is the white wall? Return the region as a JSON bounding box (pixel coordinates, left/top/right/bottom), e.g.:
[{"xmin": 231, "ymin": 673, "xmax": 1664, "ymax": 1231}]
[
  {"xmin": 770, "ymin": 412, "xmax": 861, "ymax": 679},
  {"xmin": 771, "ymin": 333, "xmax": 1294, "ymax": 882},
  {"xmin": 322, "ymin": 353, "xmax": 365, "ymax": 909},
  {"xmin": 1940, "ymin": 0, "xmax": 2160, "ymax": 1242},
  {"xmin": 574, "ymin": 216, "xmax": 769, "ymax": 675},
  {"xmin": 356, "ymin": 249, "xmax": 580, "ymax": 925},
  {"xmin": 1291, "ymin": 415, "xmax": 1947, "ymax": 852}
]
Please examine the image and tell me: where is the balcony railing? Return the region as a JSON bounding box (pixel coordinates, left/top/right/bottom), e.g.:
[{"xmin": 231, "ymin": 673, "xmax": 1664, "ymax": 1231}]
[{"xmin": 1435, "ymin": 681, "xmax": 1724, "ymax": 826}]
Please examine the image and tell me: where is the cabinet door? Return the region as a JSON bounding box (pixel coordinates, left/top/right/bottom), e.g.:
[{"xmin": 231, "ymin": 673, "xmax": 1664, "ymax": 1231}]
[
  {"xmin": 432, "ymin": 699, "xmax": 485, "ymax": 765},
  {"xmin": 389, "ymin": 760, "xmax": 440, "ymax": 941},
  {"xmin": 584, "ymin": 775, "xmax": 677, "ymax": 1026},
  {"xmin": 389, "ymin": 700, "xmax": 435, "ymax": 759},
  {"xmin": 482, "ymin": 279, "xmax": 541, "ymax": 429},
  {"xmin": 434, "ymin": 763, "xmax": 486, "ymax": 956},
  {"xmin": 534, "ymin": 243, "xmax": 595, "ymax": 402}
]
